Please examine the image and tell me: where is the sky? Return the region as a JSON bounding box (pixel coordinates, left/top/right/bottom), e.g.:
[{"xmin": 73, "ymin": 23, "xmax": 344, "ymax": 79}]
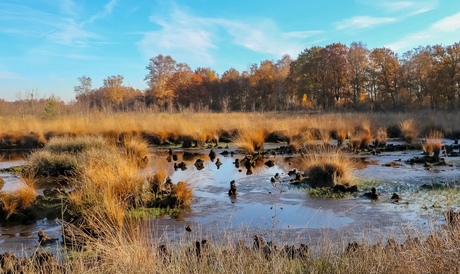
[{"xmin": 1, "ymin": 0, "xmax": 460, "ymax": 102}]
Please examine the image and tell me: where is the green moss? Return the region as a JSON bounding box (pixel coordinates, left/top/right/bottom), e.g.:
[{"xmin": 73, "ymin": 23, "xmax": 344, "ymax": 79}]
[
  {"xmin": 125, "ymin": 207, "xmax": 181, "ymax": 219},
  {"xmin": 356, "ymin": 178, "xmax": 382, "ymax": 191},
  {"xmin": 0, "ymin": 165, "xmax": 24, "ymax": 174},
  {"xmin": 308, "ymin": 188, "xmax": 352, "ymax": 199}
]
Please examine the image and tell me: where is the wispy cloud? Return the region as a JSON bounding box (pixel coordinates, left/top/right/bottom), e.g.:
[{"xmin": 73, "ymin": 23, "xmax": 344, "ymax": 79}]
[
  {"xmin": 386, "ymin": 12, "xmax": 460, "ymax": 51},
  {"xmin": 0, "ymin": 70, "xmax": 22, "ymax": 79},
  {"xmin": 137, "ymin": 5, "xmax": 321, "ymax": 66},
  {"xmin": 138, "ymin": 7, "xmax": 217, "ymax": 66},
  {"xmin": 85, "ymin": 0, "xmax": 117, "ymax": 24},
  {"xmin": 377, "ymin": 0, "xmax": 437, "ymax": 15},
  {"xmin": 0, "ymin": 1, "xmax": 115, "ymax": 47},
  {"xmin": 47, "ymin": 19, "xmax": 101, "ymax": 46},
  {"xmin": 335, "ymin": 16, "xmax": 396, "ymax": 30}
]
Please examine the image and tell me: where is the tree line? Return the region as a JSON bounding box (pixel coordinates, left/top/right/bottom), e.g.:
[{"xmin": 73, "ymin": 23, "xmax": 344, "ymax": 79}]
[{"xmin": 73, "ymin": 41, "xmax": 460, "ymax": 112}]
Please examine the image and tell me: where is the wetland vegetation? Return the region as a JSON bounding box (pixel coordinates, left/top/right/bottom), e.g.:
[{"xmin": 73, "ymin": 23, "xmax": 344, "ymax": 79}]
[{"xmin": 1, "ymin": 110, "xmax": 460, "ymax": 273}]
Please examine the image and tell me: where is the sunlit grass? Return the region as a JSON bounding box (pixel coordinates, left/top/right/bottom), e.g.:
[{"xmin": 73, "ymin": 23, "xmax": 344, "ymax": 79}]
[
  {"xmin": 422, "ymin": 130, "xmax": 443, "ymax": 158},
  {"xmin": 301, "ymin": 146, "xmax": 357, "ymax": 188},
  {"xmin": 399, "ymin": 118, "xmax": 418, "ymax": 144}
]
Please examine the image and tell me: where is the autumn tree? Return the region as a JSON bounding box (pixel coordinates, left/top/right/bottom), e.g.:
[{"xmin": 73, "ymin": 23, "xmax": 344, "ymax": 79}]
[
  {"xmin": 249, "ymin": 60, "xmax": 278, "ymax": 111},
  {"xmin": 74, "ymin": 76, "xmax": 92, "ymax": 112},
  {"xmin": 293, "ymin": 46, "xmax": 330, "ymax": 109},
  {"xmin": 275, "ymin": 55, "xmax": 293, "ymax": 110},
  {"xmin": 220, "ymin": 68, "xmax": 245, "ymax": 111},
  {"xmin": 347, "ymin": 42, "xmax": 369, "ymax": 106},
  {"xmin": 145, "ymin": 54, "xmax": 178, "ymax": 109},
  {"xmin": 369, "ymin": 47, "xmax": 399, "ymax": 109},
  {"xmin": 103, "ymin": 75, "xmax": 125, "ymax": 106}
]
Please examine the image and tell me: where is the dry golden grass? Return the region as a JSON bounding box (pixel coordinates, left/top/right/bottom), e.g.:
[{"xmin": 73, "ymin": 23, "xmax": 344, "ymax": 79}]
[
  {"xmin": 28, "ymin": 213, "xmax": 460, "ymax": 274},
  {"xmin": 0, "ymin": 184, "xmax": 37, "ymax": 219},
  {"xmin": 120, "ymin": 135, "xmax": 149, "ymax": 167},
  {"xmin": 147, "ymin": 169, "xmax": 167, "ymax": 198},
  {"xmin": 46, "ymin": 135, "xmax": 107, "ymax": 153},
  {"xmin": 301, "ymin": 146, "xmax": 356, "ymax": 188},
  {"xmin": 173, "ymin": 181, "xmax": 193, "ymax": 206},
  {"xmin": 1, "ymin": 112, "xmax": 460, "ymax": 150},
  {"xmin": 422, "ymin": 130, "xmax": 443, "ymax": 158},
  {"xmin": 374, "ymin": 127, "xmax": 388, "ymax": 146},
  {"xmin": 233, "ymin": 126, "xmax": 267, "ymax": 154},
  {"xmin": 334, "ymin": 127, "xmax": 348, "ymax": 147},
  {"xmin": 68, "ymin": 146, "xmax": 145, "ymax": 228},
  {"xmin": 399, "ymin": 118, "xmax": 418, "ymax": 144}
]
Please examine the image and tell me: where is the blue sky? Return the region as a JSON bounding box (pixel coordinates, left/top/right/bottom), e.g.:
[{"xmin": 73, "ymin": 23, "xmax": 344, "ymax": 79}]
[{"xmin": 1, "ymin": 0, "xmax": 460, "ymax": 102}]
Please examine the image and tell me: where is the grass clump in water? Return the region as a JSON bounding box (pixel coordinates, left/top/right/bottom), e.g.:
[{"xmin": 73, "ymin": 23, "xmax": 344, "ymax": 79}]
[
  {"xmin": 399, "ymin": 118, "xmax": 418, "ymax": 144},
  {"xmin": 0, "ymin": 177, "xmax": 37, "ymax": 220},
  {"xmin": 301, "ymin": 146, "xmax": 357, "ymax": 190}
]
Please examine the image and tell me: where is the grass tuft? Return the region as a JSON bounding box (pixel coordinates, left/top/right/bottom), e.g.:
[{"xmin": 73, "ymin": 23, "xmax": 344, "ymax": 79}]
[
  {"xmin": 233, "ymin": 127, "xmax": 266, "ymax": 154},
  {"xmin": 399, "ymin": 118, "xmax": 418, "ymax": 144},
  {"xmin": 301, "ymin": 146, "xmax": 356, "ymax": 189},
  {"xmin": 422, "ymin": 130, "xmax": 443, "ymax": 158}
]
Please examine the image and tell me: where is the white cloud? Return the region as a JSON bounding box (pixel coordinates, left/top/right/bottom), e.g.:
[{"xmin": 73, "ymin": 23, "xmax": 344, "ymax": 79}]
[
  {"xmin": 138, "ymin": 8, "xmax": 217, "ymax": 66},
  {"xmin": 354, "ymin": 1, "xmax": 436, "ymax": 17},
  {"xmin": 0, "ymin": 70, "xmax": 22, "ymax": 79},
  {"xmin": 47, "ymin": 19, "xmax": 101, "ymax": 46},
  {"xmin": 137, "ymin": 5, "xmax": 321, "ymax": 66},
  {"xmin": 386, "ymin": 12, "xmax": 460, "ymax": 52},
  {"xmin": 335, "ymin": 16, "xmax": 396, "ymax": 30},
  {"xmin": 378, "ymin": 0, "xmax": 436, "ymax": 15}
]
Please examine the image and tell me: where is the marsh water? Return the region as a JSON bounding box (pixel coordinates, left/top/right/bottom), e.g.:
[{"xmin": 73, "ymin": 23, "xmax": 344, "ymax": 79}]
[{"xmin": 1, "ymin": 141, "xmax": 460, "ymax": 255}]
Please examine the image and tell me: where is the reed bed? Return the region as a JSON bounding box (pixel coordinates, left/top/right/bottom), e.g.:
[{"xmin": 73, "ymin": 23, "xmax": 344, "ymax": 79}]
[{"xmin": 1, "ymin": 111, "xmax": 460, "ymax": 149}]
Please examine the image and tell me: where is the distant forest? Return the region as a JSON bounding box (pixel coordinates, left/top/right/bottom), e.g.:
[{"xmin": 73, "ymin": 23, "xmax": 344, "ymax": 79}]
[{"xmin": 2, "ymin": 41, "xmax": 460, "ymax": 115}]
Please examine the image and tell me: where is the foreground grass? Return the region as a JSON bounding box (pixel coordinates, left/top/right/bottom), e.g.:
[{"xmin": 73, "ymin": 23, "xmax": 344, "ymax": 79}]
[{"xmin": 4, "ymin": 216, "xmax": 460, "ymax": 274}]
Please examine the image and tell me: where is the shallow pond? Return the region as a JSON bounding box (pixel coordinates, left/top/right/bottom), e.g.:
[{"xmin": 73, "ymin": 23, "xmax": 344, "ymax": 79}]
[{"xmin": 1, "ymin": 141, "xmax": 460, "ymax": 254}]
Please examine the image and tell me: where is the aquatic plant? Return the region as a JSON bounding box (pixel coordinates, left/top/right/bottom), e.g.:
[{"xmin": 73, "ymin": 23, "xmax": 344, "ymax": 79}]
[
  {"xmin": 308, "ymin": 187, "xmax": 351, "ymax": 198},
  {"xmin": 232, "ymin": 127, "xmax": 267, "ymax": 154},
  {"xmin": 0, "ymin": 184, "xmax": 37, "ymax": 220},
  {"xmin": 173, "ymin": 181, "xmax": 193, "ymax": 207},
  {"xmin": 422, "ymin": 130, "xmax": 443, "ymax": 158},
  {"xmin": 374, "ymin": 127, "xmax": 388, "ymax": 146},
  {"xmin": 301, "ymin": 146, "xmax": 356, "ymax": 189},
  {"xmin": 147, "ymin": 170, "xmax": 167, "ymax": 199},
  {"xmin": 399, "ymin": 118, "xmax": 418, "ymax": 144}
]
